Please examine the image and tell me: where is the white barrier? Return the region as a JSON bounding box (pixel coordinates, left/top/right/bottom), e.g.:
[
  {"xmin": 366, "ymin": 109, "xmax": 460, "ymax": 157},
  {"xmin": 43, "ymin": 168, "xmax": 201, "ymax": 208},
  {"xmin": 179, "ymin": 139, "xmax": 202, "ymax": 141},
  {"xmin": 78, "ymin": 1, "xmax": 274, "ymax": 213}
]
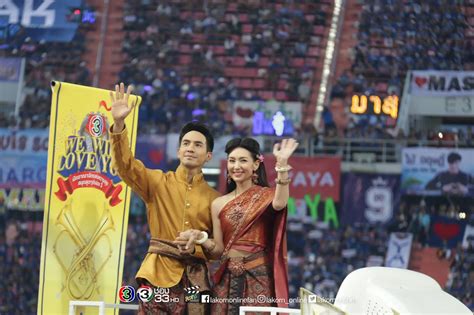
[
  {"xmin": 239, "ymin": 306, "xmax": 301, "ymax": 315},
  {"xmin": 68, "ymin": 300, "xmax": 139, "ymax": 315}
]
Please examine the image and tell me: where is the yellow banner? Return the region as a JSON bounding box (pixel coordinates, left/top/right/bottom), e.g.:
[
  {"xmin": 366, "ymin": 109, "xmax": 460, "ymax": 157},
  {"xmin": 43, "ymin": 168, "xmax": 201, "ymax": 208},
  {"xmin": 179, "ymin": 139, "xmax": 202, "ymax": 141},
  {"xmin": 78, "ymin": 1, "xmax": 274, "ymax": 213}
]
[{"xmin": 37, "ymin": 81, "xmax": 141, "ymax": 314}]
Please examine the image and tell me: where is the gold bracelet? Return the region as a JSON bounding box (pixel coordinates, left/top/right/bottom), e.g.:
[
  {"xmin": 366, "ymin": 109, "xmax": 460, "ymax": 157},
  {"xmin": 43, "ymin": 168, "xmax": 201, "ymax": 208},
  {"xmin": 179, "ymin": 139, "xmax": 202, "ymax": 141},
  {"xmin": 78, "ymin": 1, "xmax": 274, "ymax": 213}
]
[
  {"xmin": 275, "ymin": 165, "xmax": 292, "ymax": 172},
  {"xmin": 275, "ymin": 178, "xmax": 291, "ymax": 185}
]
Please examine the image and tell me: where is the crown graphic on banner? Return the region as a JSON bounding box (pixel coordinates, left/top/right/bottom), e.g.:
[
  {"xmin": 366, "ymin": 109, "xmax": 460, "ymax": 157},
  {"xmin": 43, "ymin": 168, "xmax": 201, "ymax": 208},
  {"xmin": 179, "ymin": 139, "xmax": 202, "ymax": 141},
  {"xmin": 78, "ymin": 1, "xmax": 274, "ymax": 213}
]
[{"xmin": 372, "ymin": 177, "xmax": 387, "ymax": 187}]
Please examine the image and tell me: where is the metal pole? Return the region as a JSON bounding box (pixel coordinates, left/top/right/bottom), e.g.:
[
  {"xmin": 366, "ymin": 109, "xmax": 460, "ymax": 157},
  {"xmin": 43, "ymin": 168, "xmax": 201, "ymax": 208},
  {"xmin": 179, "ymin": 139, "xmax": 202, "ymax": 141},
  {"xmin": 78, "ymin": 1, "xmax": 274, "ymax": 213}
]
[{"xmin": 93, "ymin": 0, "xmax": 110, "ymax": 87}]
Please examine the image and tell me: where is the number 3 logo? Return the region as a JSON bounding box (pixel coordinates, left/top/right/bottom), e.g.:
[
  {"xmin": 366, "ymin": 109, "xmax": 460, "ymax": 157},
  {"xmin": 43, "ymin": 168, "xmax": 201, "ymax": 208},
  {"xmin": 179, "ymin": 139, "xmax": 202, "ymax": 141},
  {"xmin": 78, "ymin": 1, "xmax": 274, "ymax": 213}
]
[
  {"xmin": 137, "ymin": 286, "xmax": 154, "ymax": 302},
  {"xmin": 86, "ymin": 114, "xmax": 105, "ymax": 137}
]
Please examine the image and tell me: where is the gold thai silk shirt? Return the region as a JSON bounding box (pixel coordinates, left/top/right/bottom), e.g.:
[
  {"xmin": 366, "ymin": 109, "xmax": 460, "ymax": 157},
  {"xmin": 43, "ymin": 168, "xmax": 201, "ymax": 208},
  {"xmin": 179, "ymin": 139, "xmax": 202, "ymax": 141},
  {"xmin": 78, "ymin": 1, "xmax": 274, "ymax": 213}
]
[{"xmin": 110, "ymin": 126, "xmax": 220, "ymax": 287}]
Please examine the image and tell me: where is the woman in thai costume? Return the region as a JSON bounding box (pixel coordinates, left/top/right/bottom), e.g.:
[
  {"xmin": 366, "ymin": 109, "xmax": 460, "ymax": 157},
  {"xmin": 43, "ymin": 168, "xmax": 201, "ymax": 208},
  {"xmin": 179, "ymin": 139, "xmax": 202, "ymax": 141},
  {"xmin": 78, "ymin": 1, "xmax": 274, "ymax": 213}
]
[{"xmin": 174, "ymin": 137, "xmax": 298, "ymax": 314}]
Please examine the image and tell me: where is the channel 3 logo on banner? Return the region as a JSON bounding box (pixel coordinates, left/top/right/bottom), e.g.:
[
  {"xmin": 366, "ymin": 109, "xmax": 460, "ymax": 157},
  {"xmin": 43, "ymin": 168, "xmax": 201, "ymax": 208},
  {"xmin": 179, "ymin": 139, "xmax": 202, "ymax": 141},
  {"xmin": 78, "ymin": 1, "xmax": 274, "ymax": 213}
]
[
  {"xmin": 118, "ymin": 285, "xmax": 136, "ymax": 303},
  {"xmin": 137, "ymin": 285, "xmax": 154, "ymax": 303}
]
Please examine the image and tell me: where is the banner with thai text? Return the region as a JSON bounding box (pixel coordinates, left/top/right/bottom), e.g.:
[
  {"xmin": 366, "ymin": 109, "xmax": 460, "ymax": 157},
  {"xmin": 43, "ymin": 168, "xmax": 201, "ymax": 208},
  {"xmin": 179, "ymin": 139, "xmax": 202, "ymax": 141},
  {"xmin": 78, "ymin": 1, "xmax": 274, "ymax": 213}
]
[
  {"xmin": 401, "ymin": 148, "xmax": 474, "ymax": 197},
  {"xmin": 37, "ymin": 81, "xmax": 141, "ymax": 314}
]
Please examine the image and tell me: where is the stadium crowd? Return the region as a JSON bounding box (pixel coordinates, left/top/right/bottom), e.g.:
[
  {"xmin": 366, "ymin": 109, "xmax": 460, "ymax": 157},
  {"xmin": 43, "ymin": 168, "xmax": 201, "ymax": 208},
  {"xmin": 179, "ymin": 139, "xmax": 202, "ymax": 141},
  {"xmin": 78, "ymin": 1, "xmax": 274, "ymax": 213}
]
[
  {"xmin": 0, "ymin": 0, "xmax": 473, "ymax": 313},
  {"xmin": 0, "ymin": 1, "xmax": 472, "ymax": 149},
  {"xmin": 2, "ymin": 191, "xmax": 472, "ymax": 313},
  {"xmin": 120, "ymin": 0, "xmax": 328, "ymax": 136},
  {"xmin": 0, "ymin": 24, "xmax": 91, "ymax": 129}
]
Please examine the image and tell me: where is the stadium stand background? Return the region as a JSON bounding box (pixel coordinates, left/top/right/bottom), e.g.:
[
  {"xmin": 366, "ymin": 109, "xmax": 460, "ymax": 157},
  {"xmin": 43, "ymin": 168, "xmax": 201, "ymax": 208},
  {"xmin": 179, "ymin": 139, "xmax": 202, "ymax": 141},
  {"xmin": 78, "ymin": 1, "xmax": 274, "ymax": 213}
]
[{"xmin": 1, "ymin": 0, "xmax": 473, "ymax": 313}]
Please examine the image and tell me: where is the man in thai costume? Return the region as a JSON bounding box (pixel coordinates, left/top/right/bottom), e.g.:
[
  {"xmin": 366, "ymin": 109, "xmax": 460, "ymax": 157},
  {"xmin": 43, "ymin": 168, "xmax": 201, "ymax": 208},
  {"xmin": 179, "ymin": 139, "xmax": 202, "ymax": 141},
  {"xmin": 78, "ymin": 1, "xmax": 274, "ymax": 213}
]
[
  {"xmin": 109, "ymin": 83, "xmax": 220, "ymax": 314},
  {"xmin": 175, "ymin": 137, "xmax": 298, "ymax": 314}
]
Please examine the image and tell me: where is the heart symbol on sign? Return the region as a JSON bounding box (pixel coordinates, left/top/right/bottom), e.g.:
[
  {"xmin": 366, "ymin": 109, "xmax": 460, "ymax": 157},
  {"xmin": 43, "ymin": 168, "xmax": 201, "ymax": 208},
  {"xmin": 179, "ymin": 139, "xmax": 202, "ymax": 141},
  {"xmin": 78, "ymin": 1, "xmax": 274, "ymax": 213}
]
[
  {"xmin": 433, "ymin": 222, "xmax": 460, "ymax": 241},
  {"xmin": 414, "ymin": 77, "xmax": 427, "ymax": 88},
  {"xmin": 236, "ymin": 107, "xmax": 254, "ymax": 118}
]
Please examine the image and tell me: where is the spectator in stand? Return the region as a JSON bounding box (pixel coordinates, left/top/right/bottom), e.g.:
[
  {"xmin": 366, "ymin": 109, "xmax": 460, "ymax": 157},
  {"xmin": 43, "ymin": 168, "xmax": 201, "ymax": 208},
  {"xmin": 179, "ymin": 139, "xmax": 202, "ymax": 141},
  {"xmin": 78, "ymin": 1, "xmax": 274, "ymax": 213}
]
[
  {"xmin": 297, "ymin": 79, "xmax": 311, "ymax": 102},
  {"xmin": 224, "ymin": 37, "xmax": 236, "ymax": 56},
  {"xmin": 245, "ymin": 50, "xmax": 260, "ymax": 67},
  {"xmin": 324, "ymin": 95, "xmax": 351, "ymax": 137}
]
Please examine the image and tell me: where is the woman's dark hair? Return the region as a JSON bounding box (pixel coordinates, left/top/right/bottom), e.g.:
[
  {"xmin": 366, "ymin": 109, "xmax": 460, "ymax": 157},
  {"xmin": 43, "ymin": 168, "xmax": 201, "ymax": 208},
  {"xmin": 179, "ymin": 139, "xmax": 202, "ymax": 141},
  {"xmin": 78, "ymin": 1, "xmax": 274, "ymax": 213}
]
[{"xmin": 225, "ymin": 137, "xmax": 269, "ymax": 193}]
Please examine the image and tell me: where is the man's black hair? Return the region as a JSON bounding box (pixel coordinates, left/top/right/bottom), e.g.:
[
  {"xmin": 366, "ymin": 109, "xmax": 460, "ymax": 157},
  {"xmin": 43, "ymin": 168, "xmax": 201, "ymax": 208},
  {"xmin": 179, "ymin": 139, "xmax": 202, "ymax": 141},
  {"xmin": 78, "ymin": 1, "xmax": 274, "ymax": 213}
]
[
  {"xmin": 447, "ymin": 152, "xmax": 462, "ymax": 164},
  {"xmin": 179, "ymin": 122, "xmax": 214, "ymax": 152}
]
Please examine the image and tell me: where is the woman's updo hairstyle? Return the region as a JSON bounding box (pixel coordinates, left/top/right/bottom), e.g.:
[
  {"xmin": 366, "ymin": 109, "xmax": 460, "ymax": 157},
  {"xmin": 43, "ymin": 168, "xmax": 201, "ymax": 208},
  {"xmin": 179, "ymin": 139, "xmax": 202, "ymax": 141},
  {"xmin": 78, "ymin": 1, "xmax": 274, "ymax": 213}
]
[{"xmin": 225, "ymin": 138, "xmax": 269, "ymax": 193}]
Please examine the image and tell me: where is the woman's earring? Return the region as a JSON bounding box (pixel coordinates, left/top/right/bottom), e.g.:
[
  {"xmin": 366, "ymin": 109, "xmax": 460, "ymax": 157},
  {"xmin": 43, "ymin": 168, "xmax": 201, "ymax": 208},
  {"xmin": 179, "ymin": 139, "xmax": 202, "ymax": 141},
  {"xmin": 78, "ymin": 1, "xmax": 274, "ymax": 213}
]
[
  {"xmin": 252, "ymin": 170, "xmax": 258, "ymax": 184},
  {"xmin": 227, "ymin": 173, "xmax": 232, "ymax": 184}
]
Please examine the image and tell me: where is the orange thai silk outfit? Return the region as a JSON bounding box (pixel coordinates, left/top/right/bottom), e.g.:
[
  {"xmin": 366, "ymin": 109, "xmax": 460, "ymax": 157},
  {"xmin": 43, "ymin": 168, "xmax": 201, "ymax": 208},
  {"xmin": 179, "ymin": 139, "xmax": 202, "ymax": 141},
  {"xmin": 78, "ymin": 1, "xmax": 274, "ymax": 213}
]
[
  {"xmin": 214, "ymin": 185, "xmax": 289, "ymax": 311},
  {"xmin": 110, "ymin": 126, "xmax": 219, "ymax": 288},
  {"xmin": 221, "ymin": 198, "xmax": 274, "ymax": 253}
]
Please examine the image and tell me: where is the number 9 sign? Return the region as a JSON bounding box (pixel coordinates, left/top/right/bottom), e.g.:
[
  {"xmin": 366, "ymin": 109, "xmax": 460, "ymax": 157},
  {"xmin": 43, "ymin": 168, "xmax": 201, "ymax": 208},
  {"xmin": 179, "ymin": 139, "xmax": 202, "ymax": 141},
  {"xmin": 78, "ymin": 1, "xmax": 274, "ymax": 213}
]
[{"xmin": 365, "ymin": 186, "xmax": 393, "ymax": 223}]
